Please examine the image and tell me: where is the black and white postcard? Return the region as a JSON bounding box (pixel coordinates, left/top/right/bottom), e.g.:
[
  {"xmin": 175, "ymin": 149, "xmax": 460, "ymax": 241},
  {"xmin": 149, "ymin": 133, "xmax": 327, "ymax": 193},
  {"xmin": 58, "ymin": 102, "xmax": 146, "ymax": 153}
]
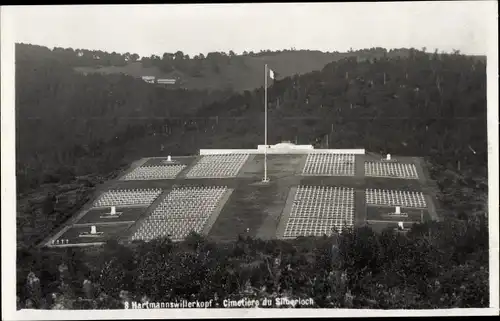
[{"xmin": 1, "ymin": 2, "xmax": 498, "ymax": 319}]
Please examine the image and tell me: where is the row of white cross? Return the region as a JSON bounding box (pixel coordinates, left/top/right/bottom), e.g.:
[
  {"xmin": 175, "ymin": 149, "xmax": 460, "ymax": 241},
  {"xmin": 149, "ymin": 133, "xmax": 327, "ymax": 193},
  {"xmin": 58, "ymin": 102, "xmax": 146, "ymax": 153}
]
[
  {"xmin": 51, "ymin": 239, "xmax": 70, "ymax": 245},
  {"xmin": 283, "ymin": 185, "xmax": 424, "ymax": 238},
  {"xmin": 302, "ymin": 154, "xmax": 356, "ymax": 176},
  {"xmin": 185, "ymin": 154, "xmax": 249, "ymax": 178},
  {"xmin": 365, "ymin": 162, "xmax": 419, "ymax": 179},
  {"xmin": 131, "ymin": 186, "xmax": 227, "ymax": 241},
  {"xmin": 120, "ymin": 153, "xmax": 415, "ymax": 181},
  {"xmin": 93, "ymin": 188, "xmax": 162, "ymax": 207},
  {"xmin": 285, "ymin": 186, "xmax": 355, "ymax": 238},
  {"xmin": 131, "ymin": 217, "xmax": 208, "ymax": 242},
  {"xmin": 301, "ymin": 153, "xmax": 421, "ymax": 178},
  {"xmin": 366, "ymin": 189, "xmax": 427, "ymax": 208},
  {"xmin": 121, "ymin": 165, "xmax": 186, "ymax": 180},
  {"xmin": 284, "ymin": 218, "xmax": 353, "ymax": 238}
]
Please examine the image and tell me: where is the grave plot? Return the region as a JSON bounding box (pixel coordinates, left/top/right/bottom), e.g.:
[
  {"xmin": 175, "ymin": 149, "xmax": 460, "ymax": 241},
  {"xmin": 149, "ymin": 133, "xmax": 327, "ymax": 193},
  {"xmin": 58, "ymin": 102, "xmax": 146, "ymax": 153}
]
[
  {"xmin": 75, "ymin": 206, "xmax": 146, "ymax": 224},
  {"xmin": 131, "ymin": 218, "xmax": 209, "ymax": 242},
  {"xmin": 365, "ymin": 189, "xmax": 427, "ymax": 208},
  {"xmin": 121, "ymin": 165, "xmax": 186, "ymax": 180},
  {"xmin": 302, "ymin": 154, "xmax": 355, "ymax": 176},
  {"xmin": 282, "ymin": 186, "xmax": 355, "ymax": 238},
  {"xmin": 365, "ymin": 161, "xmax": 418, "ymax": 179},
  {"xmin": 93, "ymin": 188, "xmax": 162, "ymax": 207},
  {"xmin": 185, "ymin": 154, "xmax": 249, "ymax": 178},
  {"xmin": 284, "ymin": 218, "xmax": 347, "ymax": 238},
  {"xmin": 131, "ymin": 185, "xmax": 228, "ymax": 242},
  {"xmin": 51, "ymin": 223, "xmax": 132, "ymax": 246}
]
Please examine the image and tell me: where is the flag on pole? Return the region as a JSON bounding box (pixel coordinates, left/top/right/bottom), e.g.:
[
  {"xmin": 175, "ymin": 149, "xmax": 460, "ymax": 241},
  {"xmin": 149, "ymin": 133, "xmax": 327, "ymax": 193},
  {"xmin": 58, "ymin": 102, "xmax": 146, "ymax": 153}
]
[{"xmin": 269, "ymin": 68, "xmax": 275, "ymax": 80}]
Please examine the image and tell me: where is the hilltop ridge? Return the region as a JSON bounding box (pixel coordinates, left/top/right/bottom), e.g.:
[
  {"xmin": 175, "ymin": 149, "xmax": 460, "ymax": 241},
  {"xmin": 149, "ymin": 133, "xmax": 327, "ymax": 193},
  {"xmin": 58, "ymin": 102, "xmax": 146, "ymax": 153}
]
[{"xmin": 17, "ymin": 43, "xmax": 485, "ymax": 92}]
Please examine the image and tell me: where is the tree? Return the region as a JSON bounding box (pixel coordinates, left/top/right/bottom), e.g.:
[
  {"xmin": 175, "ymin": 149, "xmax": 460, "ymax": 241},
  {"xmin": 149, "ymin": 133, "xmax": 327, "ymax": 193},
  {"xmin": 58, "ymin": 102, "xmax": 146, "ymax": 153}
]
[
  {"xmin": 174, "ymin": 51, "xmax": 184, "ymax": 60},
  {"xmin": 162, "ymin": 52, "xmax": 174, "ymax": 61},
  {"xmin": 130, "ymin": 53, "xmax": 140, "ymax": 62}
]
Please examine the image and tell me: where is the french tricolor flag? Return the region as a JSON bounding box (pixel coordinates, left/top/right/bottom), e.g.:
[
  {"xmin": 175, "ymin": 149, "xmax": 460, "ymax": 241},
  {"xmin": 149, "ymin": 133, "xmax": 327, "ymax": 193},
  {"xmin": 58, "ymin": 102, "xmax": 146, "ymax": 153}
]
[{"xmin": 269, "ymin": 68, "xmax": 276, "ymax": 80}]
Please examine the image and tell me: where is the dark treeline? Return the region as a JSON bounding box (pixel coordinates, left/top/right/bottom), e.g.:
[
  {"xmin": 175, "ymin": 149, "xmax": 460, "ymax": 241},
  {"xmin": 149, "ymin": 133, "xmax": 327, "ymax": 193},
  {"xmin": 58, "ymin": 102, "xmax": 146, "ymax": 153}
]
[
  {"xmin": 15, "ymin": 44, "xmax": 488, "ymax": 309},
  {"xmin": 19, "ymin": 43, "xmax": 483, "ymax": 80},
  {"xmin": 138, "ymin": 47, "xmax": 406, "ymax": 76},
  {"xmin": 15, "ymin": 43, "xmax": 387, "ymax": 71},
  {"xmin": 17, "ymin": 219, "xmax": 488, "ymax": 309},
  {"xmin": 19, "ymin": 43, "xmax": 337, "ymax": 76}
]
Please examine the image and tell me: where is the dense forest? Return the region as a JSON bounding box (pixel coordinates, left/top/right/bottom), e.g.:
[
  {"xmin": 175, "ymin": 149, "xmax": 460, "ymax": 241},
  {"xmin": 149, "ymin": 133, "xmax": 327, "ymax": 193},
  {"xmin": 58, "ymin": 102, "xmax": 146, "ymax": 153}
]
[
  {"xmin": 17, "ymin": 221, "xmax": 488, "ymax": 309},
  {"xmin": 18, "ymin": 43, "xmax": 403, "ymax": 72},
  {"xmin": 14, "ymin": 44, "xmax": 489, "ymax": 309}
]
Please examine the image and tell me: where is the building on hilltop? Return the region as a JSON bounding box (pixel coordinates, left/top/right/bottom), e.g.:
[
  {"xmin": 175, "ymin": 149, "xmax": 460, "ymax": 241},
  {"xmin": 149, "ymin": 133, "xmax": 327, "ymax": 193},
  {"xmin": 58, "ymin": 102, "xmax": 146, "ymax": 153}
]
[
  {"xmin": 141, "ymin": 76, "xmax": 156, "ymax": 84},
  {"xmin": 156, "ymin": 78, "xmax": 177, "ymax": 86},
  {"xmin": 156, "ymin": 70, "xmax": 183, "ymax": 87},
  {"xmin": 140, "ymin": 76, "xmax": 181, "ymax": 87}
]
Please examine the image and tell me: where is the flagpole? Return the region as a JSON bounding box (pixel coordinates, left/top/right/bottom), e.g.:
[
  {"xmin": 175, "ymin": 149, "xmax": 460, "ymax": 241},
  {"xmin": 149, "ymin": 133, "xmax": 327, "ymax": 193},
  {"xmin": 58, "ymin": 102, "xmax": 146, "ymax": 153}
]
[{"xmin": 264, "ymin": 63, "xmax": 269, "ymax": 182}]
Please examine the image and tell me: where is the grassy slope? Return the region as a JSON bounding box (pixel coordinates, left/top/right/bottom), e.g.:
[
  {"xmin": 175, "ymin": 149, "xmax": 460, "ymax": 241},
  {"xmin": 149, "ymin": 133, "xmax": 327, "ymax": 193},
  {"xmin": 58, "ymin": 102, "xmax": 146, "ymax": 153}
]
[{"xmin": 73, "ymin": 51, "xmax": 348, "ymax": 92}]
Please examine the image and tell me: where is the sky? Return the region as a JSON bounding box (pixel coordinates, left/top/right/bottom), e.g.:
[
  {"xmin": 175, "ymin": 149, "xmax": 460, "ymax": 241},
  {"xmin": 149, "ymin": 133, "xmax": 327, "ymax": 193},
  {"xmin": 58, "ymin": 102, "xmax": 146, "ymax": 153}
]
[{"xmin": 3, "ymin": 2, "xmax": 497, "ymax": 58}]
